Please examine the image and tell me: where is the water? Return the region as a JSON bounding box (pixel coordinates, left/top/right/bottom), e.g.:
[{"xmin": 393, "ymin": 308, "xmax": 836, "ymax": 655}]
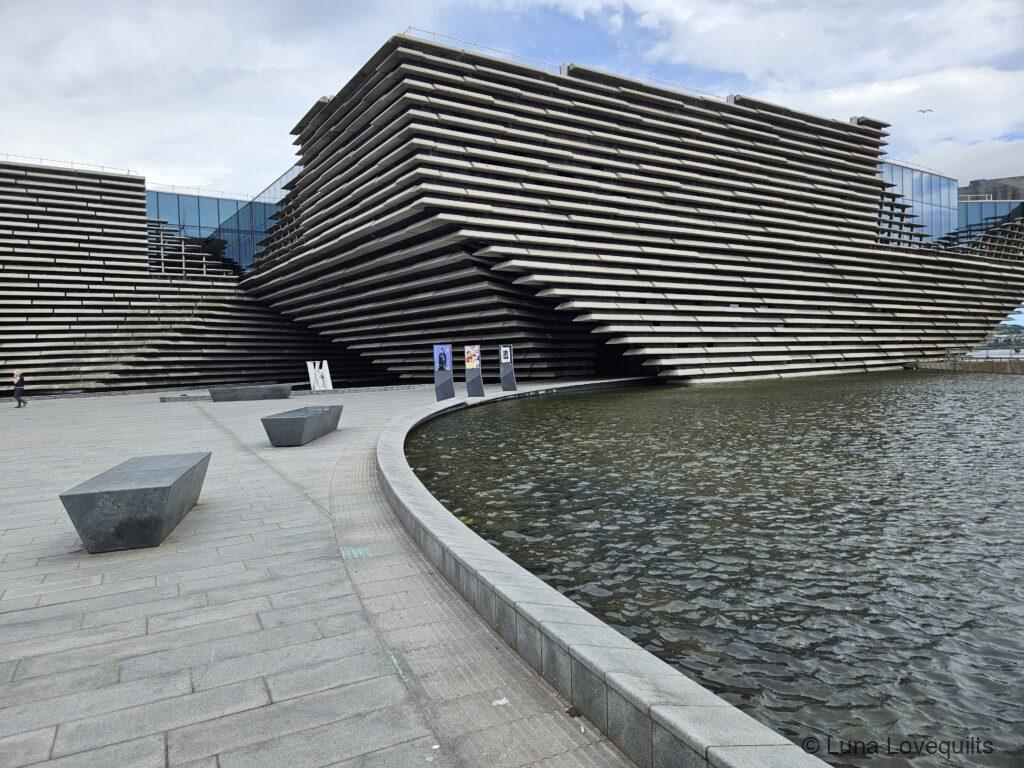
[{"xmin": 405, "ymin": 372, "xmax": 1024, "ymax": 767}]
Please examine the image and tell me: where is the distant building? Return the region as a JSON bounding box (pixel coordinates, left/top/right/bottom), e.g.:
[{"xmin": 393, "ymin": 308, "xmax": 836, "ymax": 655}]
[{"xmin": 960, "ymin": 175, "xmax": 1024, "ymax": 201}]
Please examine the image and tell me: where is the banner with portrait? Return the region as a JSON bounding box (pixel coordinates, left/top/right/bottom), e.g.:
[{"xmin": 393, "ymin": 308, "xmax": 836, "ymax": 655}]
[{"xmin": 433, "ymin": 344, "xmax": 452, "ymax": 372}]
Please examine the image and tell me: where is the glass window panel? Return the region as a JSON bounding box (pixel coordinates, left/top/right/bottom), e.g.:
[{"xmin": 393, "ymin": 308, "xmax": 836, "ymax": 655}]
[
  {"xmin": 982, "ymin": 202, "xmax": 996, "ymax": 225},
  {"xmin": 913, "ymin": 170, "xmax": 923, "ymax": 203},
  {"xmin": 966, "ymin": 202, "xmax": 980, "ymax": 227},
  {"xmin": 198, "ymin": 197, "xmax": 219, "ymax": 231},
  {"xmin": 922, "ymin": 173, "xmax": 932, "ymax": 206},
  {"xmin": 146, "ymin": 191, "xmax": 159, "ymax": 218},
  {"xmin": 218, "ymin": 198, "xmax": 239, "ymax": 225},
  {"xmin": 177, "ymin": 195, "xmax": 200, "ymax": 237},
  {"xmin": 156, "ymin": 192, "xmax": 179, "ymax": 225},
  {"xmin": 178, "ymin": 194, "xmax": 199, "ymax": 226},
  {"xmin": 236, "ymin": 204, "xmax": 252, "ymax": 232}
]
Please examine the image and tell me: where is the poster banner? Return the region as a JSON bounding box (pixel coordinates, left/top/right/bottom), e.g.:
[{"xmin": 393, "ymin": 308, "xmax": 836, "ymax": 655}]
[
  {"xmin": 464, "ymin": 344, "xmax": 485, "ymax": 397},
  {"xmin": 499, "ymin": 344, "xmax": 517, "ymax": 391},
  {"xmin": 433, "ymin": 344, "xmax": 452, "ymax": 372}
]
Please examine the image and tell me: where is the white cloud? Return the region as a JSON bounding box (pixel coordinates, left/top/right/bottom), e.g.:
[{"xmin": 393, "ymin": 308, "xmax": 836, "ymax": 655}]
[
  {"xmin": 1, "ymin": 0, "xmax": 1022, "ymax": 192},
  {"xmin": 537, "ymin": 0, "xmax": 1024, "ymax": 87},
  {"xmin": 756, "ymin": 66, "xmax": 1024, "ymax": 182},
  {"xmin": 0, "ymin": 0, "xmax": 447, "ymax": 192}
]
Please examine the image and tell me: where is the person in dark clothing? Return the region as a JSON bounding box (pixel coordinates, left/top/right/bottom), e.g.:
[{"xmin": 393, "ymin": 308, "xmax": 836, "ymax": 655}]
[{"xmin": 12, "ymin": 369, "xmax": 26, "ymax": 408}]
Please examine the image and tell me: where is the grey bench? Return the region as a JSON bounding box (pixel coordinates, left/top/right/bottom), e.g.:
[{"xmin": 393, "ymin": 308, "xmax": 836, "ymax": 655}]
[
  {"xmin": 261, "ymin": 405, "xmax": 343, "ymax": 447},
  {"xmin": 59, "ymin": 453, "xmax": 211, "ymax": 554},
  {"xmin": 209, "ymin": 384, "xmax": 292, "ymax": 402}
]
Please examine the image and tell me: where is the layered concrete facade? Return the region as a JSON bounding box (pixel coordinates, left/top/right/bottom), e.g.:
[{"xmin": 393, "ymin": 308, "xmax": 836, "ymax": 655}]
[
  {"xmin": 0, "ymin": 160, "xmax": 356, "ymax": 394},
  {"xmin": 243, "ymin": 35, "xmax": 1024, "ymax": 384},
  {"xmin": 5, "ymin": 36, "xmax": 1024, "ymax": 391}
]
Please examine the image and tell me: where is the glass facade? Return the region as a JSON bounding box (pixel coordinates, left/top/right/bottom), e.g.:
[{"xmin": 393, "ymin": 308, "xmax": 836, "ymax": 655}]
[
  {"xmin": 954, "ymin": 200, "xmax": 1024, "ymax": 243},
  {"xmin": 145, "ymin": 165, "xmax": 300, "ymax": 272},
  {"xmin": 214, "ymin": 165, "xmax": 300, "ymax": 271},
  {"xmin": 881, "ymin": 161, "xmax": 958, "ymax": 242}
]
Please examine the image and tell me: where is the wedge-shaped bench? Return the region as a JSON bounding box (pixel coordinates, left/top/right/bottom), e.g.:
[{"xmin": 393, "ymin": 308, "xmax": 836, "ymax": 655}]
[
  {"xmin": 59, "ymin": 453, "xmax": 211, "ymax": 554},
  {"xmin": 261, "ymin": 405, "xmax": 343, "ymax": 447},
  {"xmin": 209, "ymin": 384, "xmax": 292, "ymax": 402}
]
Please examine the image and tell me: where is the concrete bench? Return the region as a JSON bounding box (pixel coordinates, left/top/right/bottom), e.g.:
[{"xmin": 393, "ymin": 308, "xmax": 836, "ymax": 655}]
[
  {"xmin": 59, "ymin": 453, "xmax": 211, "ymax": 554},
  {"xmin": 209, "ymin": 384, "xmax": 292, "ymax": 402},
  {"xmin": 261, "ymin": 405, "xmax": 343, "ymax": 447}
]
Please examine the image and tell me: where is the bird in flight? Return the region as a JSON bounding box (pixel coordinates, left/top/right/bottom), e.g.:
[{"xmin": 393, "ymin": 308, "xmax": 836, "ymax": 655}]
[{"xmin": 916, "ymin": 109, "xmax": 934, "ymax": 113}]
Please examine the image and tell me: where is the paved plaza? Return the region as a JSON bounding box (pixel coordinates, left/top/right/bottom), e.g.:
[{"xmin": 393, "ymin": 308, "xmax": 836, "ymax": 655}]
[{"xmin": 0, "ymin": 385, "xmax": 633, "ymax": 768}]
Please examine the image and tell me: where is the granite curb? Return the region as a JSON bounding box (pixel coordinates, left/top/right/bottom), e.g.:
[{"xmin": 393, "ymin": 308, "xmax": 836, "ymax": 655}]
[{"xmin": 375, "ymin": 377, "xmax": 829, "ymax": 768}]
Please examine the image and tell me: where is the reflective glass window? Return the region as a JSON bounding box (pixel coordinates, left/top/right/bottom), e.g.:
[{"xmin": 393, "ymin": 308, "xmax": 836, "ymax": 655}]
[
  {"xmin": 913, "ymin": 171, "xmax": 923, "ymax": 203},
  {"xmin": 178, "ymin": 194, "xmax": 200, "ymax": 237},
  {"xmin": 922, "ymin": 174, "xmax": 932, "ymax": 207},
  {"xmin": 235, "ymin": 204, "xmax": 252, "ymax": 232},
  {"xmin": 966, "ymin": 202, "xmax": 980, "ymax": 227},
  {"xmin": 156, "ymin": 192, "xmax": 179, "ymax": 225},
  {"xmin": 146, "ymin": 191, "xmax": 159, "ymax": 218},
  {"xmin": 218, "ymin": 198, "xmax": 240, "ymax": 225},
  {"xmin": 198, "ymin": 197, "xmax": 219, "ymax": 231}
]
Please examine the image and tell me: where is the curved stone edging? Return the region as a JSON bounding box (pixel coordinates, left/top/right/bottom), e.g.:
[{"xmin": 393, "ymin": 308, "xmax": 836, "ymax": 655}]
[{"xmin": 375, "ymin": 378, "xmax": 828, "ymax": 768}]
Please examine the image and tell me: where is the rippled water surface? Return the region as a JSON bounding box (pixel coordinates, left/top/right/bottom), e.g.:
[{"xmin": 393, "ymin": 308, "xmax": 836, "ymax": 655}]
[{"xmin": 406, "ymin": 372, "xmax": 1024, "ymax": 767}]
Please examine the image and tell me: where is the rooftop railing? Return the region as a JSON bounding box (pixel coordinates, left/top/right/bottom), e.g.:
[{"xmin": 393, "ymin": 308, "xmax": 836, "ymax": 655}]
[{"xmin": 0, "ymin": 152, "xmax": 139, "ymax": 176}]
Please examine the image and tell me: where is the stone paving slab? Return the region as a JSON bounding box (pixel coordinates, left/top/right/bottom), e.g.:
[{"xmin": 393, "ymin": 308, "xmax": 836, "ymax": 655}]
[{"xmin": 0, "ymin": 383, "xmax": 634, "ymax": 767}]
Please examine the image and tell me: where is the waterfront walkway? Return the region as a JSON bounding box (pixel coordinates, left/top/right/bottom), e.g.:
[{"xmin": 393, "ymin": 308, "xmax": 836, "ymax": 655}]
[{"xmin": 0, "ymin": 384, "xmax": 633, "ymax": 768}]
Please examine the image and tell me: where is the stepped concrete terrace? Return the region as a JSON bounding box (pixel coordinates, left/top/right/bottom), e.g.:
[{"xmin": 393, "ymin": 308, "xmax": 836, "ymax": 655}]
[{"xmin": 0, "ymin": 381, "xmax": 639, "ymax": 768}]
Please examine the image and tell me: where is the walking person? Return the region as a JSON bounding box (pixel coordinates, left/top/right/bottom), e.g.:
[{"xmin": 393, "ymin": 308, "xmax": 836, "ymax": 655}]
[{"xmin": 12, "ymin": 369, "xmax": 26, "ymax": 408}]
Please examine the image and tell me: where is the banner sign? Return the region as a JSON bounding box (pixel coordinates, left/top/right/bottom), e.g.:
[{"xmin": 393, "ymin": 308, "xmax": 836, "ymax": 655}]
[
  {"xmin": 433, "ymin": 344, "xmax": 452, "ymax": 372},
  {"xmin": 499, "ymin": 344, "xmax": 517, "ymax": 391},
  {"xmin": 464, "ymin": 345, "xmax": 481, "ymax": 370}
]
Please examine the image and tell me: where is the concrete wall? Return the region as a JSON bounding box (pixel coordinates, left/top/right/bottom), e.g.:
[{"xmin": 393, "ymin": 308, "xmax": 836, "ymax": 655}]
[
  {"xmin": 244, "ymin": 34, "xmax": 1024, "ymax": 385},
  {"xmin": 0, "ymin": 160, "xmax": 363, "ymax": 394}
]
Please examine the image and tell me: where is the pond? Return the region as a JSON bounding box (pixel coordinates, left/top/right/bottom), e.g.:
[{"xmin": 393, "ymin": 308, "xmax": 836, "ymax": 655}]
[{"xmin": 406, "ymin": 371, "xmax": 1024, "ymax": 767}]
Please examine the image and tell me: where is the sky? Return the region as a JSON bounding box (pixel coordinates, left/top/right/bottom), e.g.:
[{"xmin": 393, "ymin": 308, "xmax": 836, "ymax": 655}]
[{"xmin": 1, "ymin": 0, "xmax": 1022, "ymax": 197}]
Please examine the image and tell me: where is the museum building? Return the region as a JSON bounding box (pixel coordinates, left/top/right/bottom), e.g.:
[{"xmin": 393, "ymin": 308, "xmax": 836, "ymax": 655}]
[{"xmin": 3, "ymin": 34, "xmax": 1024, "ymax": 393}]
